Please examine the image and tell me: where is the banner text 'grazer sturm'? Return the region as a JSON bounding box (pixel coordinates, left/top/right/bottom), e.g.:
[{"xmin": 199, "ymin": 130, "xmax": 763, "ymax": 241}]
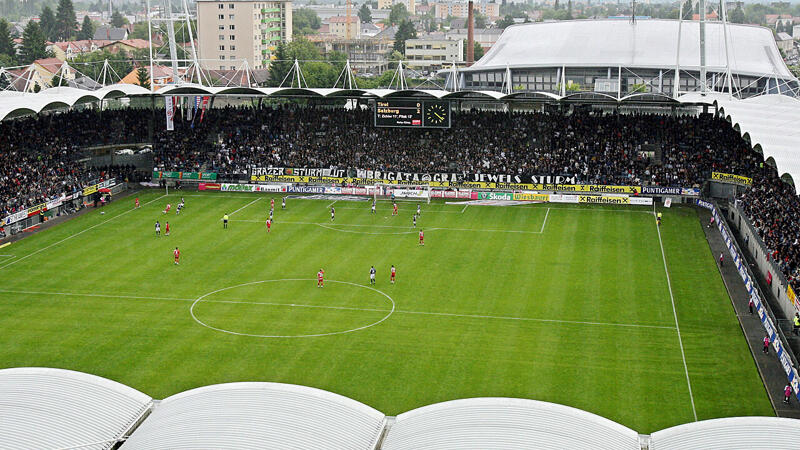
[
  {"xmin": 696, "ymin": 199, "xmax": 800, "ymax": 401},
  {"xmin": 249, "ymin": 167, "xmax": 578, "ymax": 188}
]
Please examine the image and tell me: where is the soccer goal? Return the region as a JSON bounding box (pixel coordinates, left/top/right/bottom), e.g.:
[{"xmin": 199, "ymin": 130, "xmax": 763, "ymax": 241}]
[{"xmin": 374, "ymin": 184, "xmax": 432, "ymax": 204}]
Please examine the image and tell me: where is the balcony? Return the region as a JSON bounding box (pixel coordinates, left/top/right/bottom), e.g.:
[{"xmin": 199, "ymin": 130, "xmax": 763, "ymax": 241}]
[{"xmin": 261, "ymin": 7, "xmax": 280, "ymax": 13}]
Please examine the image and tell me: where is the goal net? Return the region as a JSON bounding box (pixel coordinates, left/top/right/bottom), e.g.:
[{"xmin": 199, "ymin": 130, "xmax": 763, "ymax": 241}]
[{"xmin": 374, "ymin": 184, "xmax": 432, "ymax": 204}]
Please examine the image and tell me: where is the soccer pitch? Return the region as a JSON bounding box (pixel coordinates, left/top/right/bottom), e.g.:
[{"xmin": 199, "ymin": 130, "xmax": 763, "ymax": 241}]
[{"xmin": 0, "ymin": 190, "xmax": 773, "ymax": 432}]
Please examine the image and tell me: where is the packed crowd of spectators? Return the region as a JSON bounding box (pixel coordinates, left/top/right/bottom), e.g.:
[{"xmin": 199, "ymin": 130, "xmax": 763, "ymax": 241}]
[
  {"xmin": 1, "ymin": 104, "xmax": 798, "ymax": 291},
  {"xmin": 0, "ymin": 109, "xmax": 148, "ymax": 217},
  {"xmin": 152, "ymin": 105, "xmax": 761, "ymax": 189}
]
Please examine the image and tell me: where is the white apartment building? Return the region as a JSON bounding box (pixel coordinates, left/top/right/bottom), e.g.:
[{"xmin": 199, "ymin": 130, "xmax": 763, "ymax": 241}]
[
  {"xmin": 197, "ymin": 0, "xmax": 292, "ymax": 71},
  {"xmin": 405, "ymin": 36, "xmax": 463, "ymax": 73}
]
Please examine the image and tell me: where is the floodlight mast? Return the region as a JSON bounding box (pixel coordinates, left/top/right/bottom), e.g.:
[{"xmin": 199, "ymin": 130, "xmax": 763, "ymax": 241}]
[
  {"xmin": 699, "ymin": 0, "xmax": 707, "ymax": 93},
  {"xmin": 146, "ymin": 0, "xmax": 201, "ymax": 89}
]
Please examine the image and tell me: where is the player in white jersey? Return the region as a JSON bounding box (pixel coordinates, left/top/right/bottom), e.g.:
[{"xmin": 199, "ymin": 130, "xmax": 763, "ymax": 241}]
[
  {"xmin": 155, "ymin": 221, "xmax": 161, "ymax": 236},
  {"xmin": 331, "ymin": 207, "xmax": 335, "ymax": 221},
  {"xmin": 282, "ymin": 197, "xmax": 286, "ymax": 209},
  {"xmin": 369, "ymin": 266, "xmax": 376, "ymax": 284},
  {"xmin": 417, "ymin": 204, "xmax": 421, "ymax": 216},
  {"xmin": 371, "ymin": 201, "xmax": 376, "ymax": 214},
  {"xmin": 412, "ymin": 214, "xmax": 416, "ymax": 228}
]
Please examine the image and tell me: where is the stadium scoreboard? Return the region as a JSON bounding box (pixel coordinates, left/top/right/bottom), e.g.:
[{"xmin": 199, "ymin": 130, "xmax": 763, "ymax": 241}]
[{"xmin": 374, "ymin": 100, "xmax": 451, "ymax": 128}]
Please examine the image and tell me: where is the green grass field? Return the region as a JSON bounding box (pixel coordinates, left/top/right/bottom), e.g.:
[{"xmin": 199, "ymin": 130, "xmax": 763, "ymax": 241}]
[{"xmin": 0, "ymin": 190, "xmax": 773, "ymax": 432}]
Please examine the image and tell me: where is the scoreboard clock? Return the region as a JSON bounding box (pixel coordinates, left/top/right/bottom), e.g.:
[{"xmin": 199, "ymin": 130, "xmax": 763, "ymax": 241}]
[{"xmin": 374, "ymin": 100, "xmax": 451, "ymax": 128}]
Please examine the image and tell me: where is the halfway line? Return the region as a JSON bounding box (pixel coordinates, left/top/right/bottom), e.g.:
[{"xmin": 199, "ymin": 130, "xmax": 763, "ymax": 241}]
[{"xmin": 0, "ymin": 288, "xmax": 675, "ymax": 330}]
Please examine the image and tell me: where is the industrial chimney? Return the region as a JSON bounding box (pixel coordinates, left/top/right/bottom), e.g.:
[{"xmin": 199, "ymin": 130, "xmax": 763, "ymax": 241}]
[{"xmin": 467, "ymin": 0, "xmax": 474, "ymax": 66}]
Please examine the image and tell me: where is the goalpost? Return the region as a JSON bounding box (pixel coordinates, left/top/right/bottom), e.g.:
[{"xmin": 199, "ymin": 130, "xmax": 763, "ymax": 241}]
[{"xmin": 374, "ymin": 184, "xmax": 432, "ymax": 204}]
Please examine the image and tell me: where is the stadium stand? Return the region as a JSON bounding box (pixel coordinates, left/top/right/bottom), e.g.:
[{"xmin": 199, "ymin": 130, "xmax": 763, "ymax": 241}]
[
  {"xmin": 119, "ymin": 382, "xmax": 386, "ymax": 450},
  {"xmin": 0, "ymin": 367, "xmax": 152, "ymax": 450},
  {"xmin": 380, "ymin": 397, "xmax": 640, "ymax": 450},
  {"xmin": 649, "ymin": 416, "xmax": 800, "ymax": 450}
]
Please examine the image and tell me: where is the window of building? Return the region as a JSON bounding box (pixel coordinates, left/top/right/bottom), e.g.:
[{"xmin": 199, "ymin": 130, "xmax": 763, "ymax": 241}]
[
  {"xmin": 220, "ymin": 65, "xmax": 225, "ymax": 70},
  {"xmin": 229, "ymin": 14, "xmax": 235, "ymax": 19},
  {"xmin": 220, "ymin": 55, "xmax": 225, "ymax": 60},
  {"xmin": 219, "ymin": 45, "xmax": 225, "ymax": 50},
  {"xmin": 218, "ymin": 14, "xmax": 224, "ymax": 19},
  {"xmin": 230, "ymin": 24, "xmax": 235, "ymax": 30},
  {"xmin": 229, "ymin": 3, "xmax": 235, "ymax": 8},
  {"xmin": 218, "ymin": 25, "xmax": 224, "ymax": 30},
  {"xmin": 218, "ymin": 4, "xmax": 224, "ymax": 9},
  {"xmin": 219, "ymin": 35, "xmax": 224, "ymax": 40},
  {"xmin": 230, "ymin": 45, "xmax": 236, "ymax": 50},
  {"xmin": 229, "ymin": 35, "xmax": 235, "ymax": 40}
]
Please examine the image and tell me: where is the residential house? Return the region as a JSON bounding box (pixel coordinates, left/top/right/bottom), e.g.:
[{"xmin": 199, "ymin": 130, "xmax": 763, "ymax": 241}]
[
  {"xmin": 49, "ymin": 40, "xmax": 112, "ymax": 61},
  {"xmin": 93, "ymin": 27, "xmax": 129, "ymax": 41},
  {"xmin": 776, "ymin": 32, "xmax": 794, "ymax": 52},
  {"xmin": 307, "ymin": 34, "xmax": 394, "ymax": 75},
  {"xmin": 119, "ymin": 65, "xmax": 178, "ymax": 90},
  {"xmin": 100, "ymin": 39, "xmax": 150, "ymax": 54},
  {"xmin": 328, "ymin": 16, "xmax": 361, "ymax": 39},
  {"xmin": 404, "ymin": 34, "xmax": 462, "ymax": 73}
]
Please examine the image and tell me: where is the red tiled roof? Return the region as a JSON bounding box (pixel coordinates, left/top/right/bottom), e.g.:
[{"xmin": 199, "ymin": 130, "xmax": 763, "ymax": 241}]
[{"xmin": 33, "ymin": 58, "xmax": 65, "ymax": 73}]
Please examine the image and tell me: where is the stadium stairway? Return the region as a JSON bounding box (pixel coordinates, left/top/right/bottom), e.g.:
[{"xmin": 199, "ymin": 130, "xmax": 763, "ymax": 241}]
[{"xmin": 699, "ymin": 206, "xmax": 800, "ymax": 419}]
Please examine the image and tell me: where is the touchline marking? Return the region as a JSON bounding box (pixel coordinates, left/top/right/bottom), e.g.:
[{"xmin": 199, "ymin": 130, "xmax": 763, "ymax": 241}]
[
  {"xmin": 0, "ymin": 288, "xmax": 676, "ymax": 330},
  {"xmin": 228, "ymin": 198, "xmax": 261, "ymax": 216},
  {"xmin": 461, "ymin": 204, "xmax": 469, "ymax": 213},
  {"xmin": 0, "ymin": 194, "xmax": 167, "ymax": 271},
  {"xmin": 654, "ymin": 207, "xmax": 698, "ymax": 422}
]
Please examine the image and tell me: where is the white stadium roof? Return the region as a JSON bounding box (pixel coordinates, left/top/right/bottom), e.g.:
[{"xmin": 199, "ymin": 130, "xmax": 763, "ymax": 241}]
[
  {"xmin": 120, "ymin": 382, "xmax": 386, "ymax": 450},
  {"xmin": 473, "ymin": 19, "xmax": 794, "ymax": 79},
  {"xmin": 650, "ymin": 416, "xmax": 800, "ymax": 450},
  {"xmin": 381, "ymin": 397, "xmax": 640, "ymax": 450},
  {"xmin": 3, "ymin": 368, "xmax": 800, "ymax": 448},
  {"xmin": 0, "ymin": 367, "xmax": 152, "ymax": 450},
  {"xmin": 678, "ymin": 92, "xmax": 800, "ymax": 185}
]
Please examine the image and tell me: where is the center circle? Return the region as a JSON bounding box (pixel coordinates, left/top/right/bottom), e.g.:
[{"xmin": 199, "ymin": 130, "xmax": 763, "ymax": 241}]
[{"xmin": 189, "ymin": 279, "xmax": 395, "ymax": 338}]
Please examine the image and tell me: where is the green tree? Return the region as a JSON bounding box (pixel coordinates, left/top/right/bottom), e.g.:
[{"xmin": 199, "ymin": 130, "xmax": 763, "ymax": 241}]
[
  {"xmin": 111, "ymin": 11, "xmax": 127, "ymax": 28},
  {"xmin": 0, "ymin": 70, "xmax": 10, "ymax": 89},
  {"xmin": 462, "ymin": 40, "xmax": 484, "ymax": 61},
  {"xmin": 292, "ymin": 8, "xmax": 321, "ymax": 35},
  {"xmin": 20, "ymin": 20, "xmax": 50, "ymax": 63},
  {"xmin": 389, "ymin": 3, "xmax": 409, "ymax": 25},
  {"xmin": 393, "ymin": 19, "xmax": 416, "ymax": 54},
  {"xmin": 0, "ymin": 19, "xmax": 15, "ymax": 59},
  {"xmin": 51, "ymin": 71, "xmax": 67, "ymax": 87},
  {"xmin": 129, "ymin": 22, "xmax": 150, "ymax": 40},
  {"xmin": 136, "ymin": 66, "xmax": 150, "ymax": 89},
  {"xmin": 358, "ymin": 3, "xmax": 372, "ymax": 23},
  {"xmin": 72, "ymin": 49, "xmax": 132, "ymax": 82},
  {"xmin": 474, "ymin": 12, "xmax": 487, "ymax": 28},
  {"xmin": 387, "ymin": 49, "xmax": 403, "ymax": 70},
  {"xmin": 77, "ymin": 15, "xmax": 95, "ymax": 40},
  {"xmin": 496, "ymin": 14, "xmax": 515, "ymax": 29},
  {"xmin": 269, "ymin": 42, "xmax": 291, "ymax": 85},
  {"xmin": 55, "ymin": 0, "xmax": 77, "ymax": 40},
  {"xmin": 40, "ymin": 6, "xmax": 58, "ymax": 41}
]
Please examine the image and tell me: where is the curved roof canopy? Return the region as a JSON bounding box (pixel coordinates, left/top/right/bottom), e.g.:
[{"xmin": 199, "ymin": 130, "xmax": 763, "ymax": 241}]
[
  {"xmin": 650, "ymin": 416, "xmax": 800, "ymax": 450},
  {"xmin": 382, "ymin": 397, "xmax": 640, "ymax": 450},
  {"xmin": 473, "ymin": 19, "xmax": 794, "ymax": 79},
  {"xmin": 679, "ymin": 92, "xmax": 800, "ymax": 186}
]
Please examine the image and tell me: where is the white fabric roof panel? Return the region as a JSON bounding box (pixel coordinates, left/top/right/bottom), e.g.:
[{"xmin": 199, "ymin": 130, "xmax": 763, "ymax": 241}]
[
  {"xmin": 381, "ymin": 397, "xmax": 640, "ymax": 450},
  {"xmin": 120, "ymin": 382, "xmax": 386, "ymax": 450},
  {"xmin": 0, "ymin": 367, "xmax": 152, "ymax": 450},
  {"xmin": 650, "ymin": 416, "xmax": 800, "ymax": 450},
  {"xmin": 679, "ymin": 93, "xmax": 800, "ymax": 185},
  {"xmin": 474, "ymin": 19, "xmax": 794, "ymax": 79}
]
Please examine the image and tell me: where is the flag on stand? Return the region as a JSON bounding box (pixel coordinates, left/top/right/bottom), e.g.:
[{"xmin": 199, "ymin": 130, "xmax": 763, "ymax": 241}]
[
  {"xmin": 199, "ymin": 96, "xmax": 210, "ymax": 123},
  {"xmin": 165, "ymin": 96, "xmax": 175, "ymax": 131}
]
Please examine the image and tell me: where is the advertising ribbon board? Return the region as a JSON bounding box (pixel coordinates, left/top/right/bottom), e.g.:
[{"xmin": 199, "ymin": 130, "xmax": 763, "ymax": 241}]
[
  {"xmin": 711, "ymin": 172, "xmax": 752, "ymax": 187},
  {"xmin": 579, "ymin": 195, "xmax": 630, "ymax": 205},
  {"xmin": 513, "ymin": 192, "xmax": 550, "ymax": 202}
]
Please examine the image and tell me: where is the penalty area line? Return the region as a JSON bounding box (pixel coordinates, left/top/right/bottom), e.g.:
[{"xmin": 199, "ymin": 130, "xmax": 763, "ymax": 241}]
[
  {"xmin": 0, "ymin": 194, "xmax": 167, "ymax": 271},
  {"xmin": 0, "ymin": 288, "xmax": 676, "ymax": 330},
  {"xmin": 228, "ymin": 198, "xmax": 261, "ymax": 216}
]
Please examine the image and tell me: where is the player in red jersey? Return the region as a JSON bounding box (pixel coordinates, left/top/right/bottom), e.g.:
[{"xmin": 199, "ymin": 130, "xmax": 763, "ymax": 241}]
[
  {"xmin": 165, "ymin": 222, "xmax": 170, "ymax": 236},
  {"xmin": 135, "ymin": 197, "xmax": 140, "ymax": 209},
  {"xmin": 271, "ymin": 198, "xmax": 275, "ymax": 209},
  {"xmin": 173, "ymin": 247, "xmax": 180, "ymax": 265},
  {"xmin": 266, "ymin": 218, "xmax": 271, "ymax": 233},
  {"xmin": 393, "ymin": 203, "xmax": 398, "ymax": 216},
  {"xmin": 419, "ymin": 229, "xmax": 424, "ymax": 246},
  {"xmin": 163, "ymin": 203, "xmax": 171, "ymax": 214},
  {"xmin": 390, "ymin": 265, "xmax": 396, "ymax": 284},
  {"xmin": 317, "ymin": 269, "xmax": 324, "ymax": 288}
]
